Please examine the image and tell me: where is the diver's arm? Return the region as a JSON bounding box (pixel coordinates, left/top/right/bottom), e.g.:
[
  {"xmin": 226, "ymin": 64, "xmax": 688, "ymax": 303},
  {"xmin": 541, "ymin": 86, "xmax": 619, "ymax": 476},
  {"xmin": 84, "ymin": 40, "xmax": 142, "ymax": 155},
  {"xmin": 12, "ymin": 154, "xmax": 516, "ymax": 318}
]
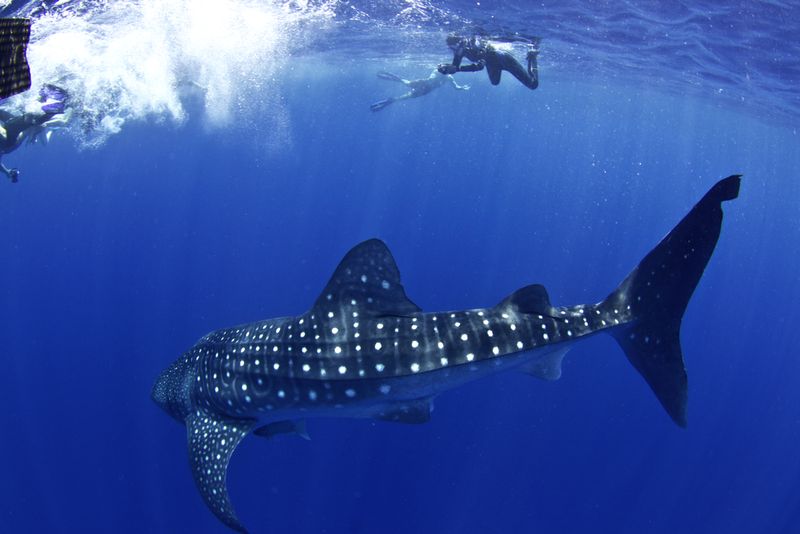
[
  {"xmin": 439, "ymin": 58, "xmax": 485, "ymax": 75},
  {"xmin": 438, "ymin": 49, "xmax": 465, "ymax": 75},
  {"xmin": 447, "ymin": 76, "xmax": 470, "ymax": 90},
  {"xmin": 1, "ymin": 160, "xmax": 19, "ymax": 182},
  {"xmin": 457, "ymin": 60, "xmax": 485, "ymax": 72}
]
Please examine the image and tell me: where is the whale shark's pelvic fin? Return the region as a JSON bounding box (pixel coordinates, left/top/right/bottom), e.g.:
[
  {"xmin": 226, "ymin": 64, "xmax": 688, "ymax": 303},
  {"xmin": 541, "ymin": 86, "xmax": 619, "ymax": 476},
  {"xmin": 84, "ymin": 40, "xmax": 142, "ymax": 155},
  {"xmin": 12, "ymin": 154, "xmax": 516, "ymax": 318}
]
[
  {"xmin": 254, "ymin": 419, "xmax": 310, "ymax": 441},
  {"xmin": 519, "ymin": 347, "xmax": 570, "ymax": 381}
]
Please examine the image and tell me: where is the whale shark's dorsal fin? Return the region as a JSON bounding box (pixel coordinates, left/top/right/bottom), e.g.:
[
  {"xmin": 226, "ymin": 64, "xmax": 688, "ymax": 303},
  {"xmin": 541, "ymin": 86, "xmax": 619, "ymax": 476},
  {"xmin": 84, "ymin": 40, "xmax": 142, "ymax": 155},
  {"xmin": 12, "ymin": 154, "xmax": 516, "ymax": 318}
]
[
  {"xmin": 186, "ymin": 410, "xmax": 256, "ymax": 533},
  {"xmin": 312, "ymin": 239, "xmax": 421, "ymax": 317}
]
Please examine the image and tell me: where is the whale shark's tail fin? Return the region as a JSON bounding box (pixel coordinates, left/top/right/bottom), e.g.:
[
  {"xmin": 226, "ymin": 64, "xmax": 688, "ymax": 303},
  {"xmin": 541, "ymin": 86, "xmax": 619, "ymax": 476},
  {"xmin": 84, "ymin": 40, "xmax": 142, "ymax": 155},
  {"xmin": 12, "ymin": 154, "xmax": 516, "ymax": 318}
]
[{"xmin": 601, "ymin": 175, "xmax": 740, "ymax": 427}]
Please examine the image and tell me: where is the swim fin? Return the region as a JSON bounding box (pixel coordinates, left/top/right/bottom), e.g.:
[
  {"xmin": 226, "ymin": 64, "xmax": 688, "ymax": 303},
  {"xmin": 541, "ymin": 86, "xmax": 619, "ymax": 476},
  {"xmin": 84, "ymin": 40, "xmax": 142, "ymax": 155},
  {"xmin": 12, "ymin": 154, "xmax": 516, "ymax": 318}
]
[{"xmin": 370, "ymin": 98, "xmax": 394, "ymax": 112}]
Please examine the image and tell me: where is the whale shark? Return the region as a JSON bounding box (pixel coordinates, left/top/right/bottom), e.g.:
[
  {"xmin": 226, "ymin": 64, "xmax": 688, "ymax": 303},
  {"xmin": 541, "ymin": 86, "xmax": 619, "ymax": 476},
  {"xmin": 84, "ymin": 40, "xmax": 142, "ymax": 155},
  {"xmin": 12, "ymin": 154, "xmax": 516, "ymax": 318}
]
[{"xmin": 153, "ymin": 175, "xmax": 740, "ymax": 532}]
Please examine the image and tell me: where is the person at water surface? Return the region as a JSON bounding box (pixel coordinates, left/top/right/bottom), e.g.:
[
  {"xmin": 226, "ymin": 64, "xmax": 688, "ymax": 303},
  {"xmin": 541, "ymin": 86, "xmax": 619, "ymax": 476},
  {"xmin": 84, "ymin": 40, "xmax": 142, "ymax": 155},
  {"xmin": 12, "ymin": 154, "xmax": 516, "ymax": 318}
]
[
  {"xmin": 438, "ymin": 34, "xmax": 540, "ymax": 89},
  {"xmin": 370, "ymin": 68, "xmax": 470, "ymax": 112},
  {"xmin": 0, "ymin": 84, "xmax": 69, "ymax": 183}
]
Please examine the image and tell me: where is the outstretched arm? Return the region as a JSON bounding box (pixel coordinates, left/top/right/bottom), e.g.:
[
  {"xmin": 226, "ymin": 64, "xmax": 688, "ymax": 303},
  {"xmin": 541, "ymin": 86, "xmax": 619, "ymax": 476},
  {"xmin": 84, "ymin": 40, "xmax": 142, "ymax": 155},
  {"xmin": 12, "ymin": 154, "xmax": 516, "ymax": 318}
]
[{"xmin": 447, "ymin": 75, "xmax": 470, "ymax": 90}]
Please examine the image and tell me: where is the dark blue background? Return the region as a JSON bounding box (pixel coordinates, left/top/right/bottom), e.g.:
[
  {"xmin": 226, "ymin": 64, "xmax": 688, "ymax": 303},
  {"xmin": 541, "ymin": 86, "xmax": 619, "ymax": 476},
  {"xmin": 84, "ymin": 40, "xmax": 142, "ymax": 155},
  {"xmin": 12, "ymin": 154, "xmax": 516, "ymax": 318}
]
[{"xmin": 1, "ymin": 67, "xmax": 799, "ymax": 533}]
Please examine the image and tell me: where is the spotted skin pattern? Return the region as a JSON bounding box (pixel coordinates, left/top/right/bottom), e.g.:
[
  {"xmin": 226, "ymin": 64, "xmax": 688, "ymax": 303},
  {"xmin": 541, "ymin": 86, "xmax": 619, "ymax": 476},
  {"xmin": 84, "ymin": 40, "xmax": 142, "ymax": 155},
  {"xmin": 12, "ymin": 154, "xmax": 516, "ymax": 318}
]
[{"xmin": 152, "ymin": 176, "xmax": 740, "ymax": 533}]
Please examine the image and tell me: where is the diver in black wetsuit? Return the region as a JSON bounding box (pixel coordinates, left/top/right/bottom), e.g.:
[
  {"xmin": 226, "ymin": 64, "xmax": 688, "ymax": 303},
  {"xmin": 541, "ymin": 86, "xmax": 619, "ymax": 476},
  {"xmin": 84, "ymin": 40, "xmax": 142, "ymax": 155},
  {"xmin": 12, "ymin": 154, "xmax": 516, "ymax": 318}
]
[
  {"xmin": 438, "ymin": 35, "xmax": 540, "ymax": 90},
  {"xmin": 0, "ymin": 84, "xmax": 70, "ymax": 183}
]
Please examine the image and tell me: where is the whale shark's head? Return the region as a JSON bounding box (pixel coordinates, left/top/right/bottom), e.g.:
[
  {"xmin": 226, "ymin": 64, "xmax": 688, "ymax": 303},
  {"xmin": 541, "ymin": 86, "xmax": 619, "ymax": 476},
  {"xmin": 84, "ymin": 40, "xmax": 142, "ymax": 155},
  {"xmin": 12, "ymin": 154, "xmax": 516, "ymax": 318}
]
[{"xmin": 152, "ymin": 355, "xmax": 193, "ymax": 423}]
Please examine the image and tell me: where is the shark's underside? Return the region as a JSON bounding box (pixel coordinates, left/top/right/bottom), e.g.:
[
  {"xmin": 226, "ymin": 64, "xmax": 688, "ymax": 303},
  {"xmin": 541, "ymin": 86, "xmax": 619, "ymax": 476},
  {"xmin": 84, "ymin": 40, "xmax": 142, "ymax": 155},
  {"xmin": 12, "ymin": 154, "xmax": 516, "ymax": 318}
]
[{"xmin": 153, "ymin": 175, "xmax": 740, "ymax": 532}]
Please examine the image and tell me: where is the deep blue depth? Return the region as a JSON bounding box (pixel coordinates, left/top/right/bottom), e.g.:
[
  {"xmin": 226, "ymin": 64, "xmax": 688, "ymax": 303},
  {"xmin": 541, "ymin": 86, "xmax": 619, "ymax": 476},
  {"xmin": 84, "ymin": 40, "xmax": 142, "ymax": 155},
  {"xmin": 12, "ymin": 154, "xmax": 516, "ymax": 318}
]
[{"xmin": 2, "ymin": 11, "xmax": 800, "ymax": 534}]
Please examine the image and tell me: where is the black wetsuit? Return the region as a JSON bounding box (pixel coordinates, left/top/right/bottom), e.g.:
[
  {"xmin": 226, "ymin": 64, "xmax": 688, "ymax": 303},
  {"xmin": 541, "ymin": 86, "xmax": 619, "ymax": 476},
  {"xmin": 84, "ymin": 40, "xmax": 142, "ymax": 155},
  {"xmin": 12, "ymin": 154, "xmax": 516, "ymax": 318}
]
[{"xmin": 439, "ymin": 36, "xmax": 539, "ymax": 90}]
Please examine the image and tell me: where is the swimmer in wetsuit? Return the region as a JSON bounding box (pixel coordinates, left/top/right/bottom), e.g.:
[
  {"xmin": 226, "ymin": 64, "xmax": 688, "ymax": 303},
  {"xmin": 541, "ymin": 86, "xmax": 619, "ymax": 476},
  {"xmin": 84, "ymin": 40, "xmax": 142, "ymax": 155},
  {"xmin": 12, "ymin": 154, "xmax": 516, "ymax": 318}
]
[
  {"xmin": 370, "ymin": 68, "xmax": 470, "ymax": 112},
  {"xmin": 0, "ymin": 84, "xmax": 70, "ymax": 182},
  {"xmin": 438, "ymin": 34, "xmax": 540, "ymax": 90}
]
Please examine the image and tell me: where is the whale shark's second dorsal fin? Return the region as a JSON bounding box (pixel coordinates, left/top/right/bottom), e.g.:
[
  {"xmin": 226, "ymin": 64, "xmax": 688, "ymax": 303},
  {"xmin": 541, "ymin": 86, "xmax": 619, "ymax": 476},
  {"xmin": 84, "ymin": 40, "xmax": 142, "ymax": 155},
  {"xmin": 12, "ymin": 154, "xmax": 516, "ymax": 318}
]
[
  {"xmin": 497, "ymin": 284, "xmax": 555, "ymax": 317},
  {"xmin": 186, "ymin": 410, "xmax": 256, "ymax": 533},
  {"xmin": 311, "ymin": 239, "xmax": 421, "ymax": 317}
]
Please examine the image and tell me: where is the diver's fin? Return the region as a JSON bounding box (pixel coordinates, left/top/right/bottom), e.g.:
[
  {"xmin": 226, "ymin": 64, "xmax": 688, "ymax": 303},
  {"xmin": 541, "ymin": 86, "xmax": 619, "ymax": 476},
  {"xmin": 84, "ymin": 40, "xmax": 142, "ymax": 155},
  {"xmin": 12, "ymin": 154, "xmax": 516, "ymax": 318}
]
[
  {"xmin": 376, "ymin": 71, "xmax": 405, "ymax": 82},
  {"xmin": 186, "ymin": 410, "xmax": 256, "ymax": 533},
  {"xmin": 370, "ymin": 98, "xmax": 394, "ymax": 112},
  {"xmin": 602, "ymin": 175, "xmax": 740, "ymax": 427}
]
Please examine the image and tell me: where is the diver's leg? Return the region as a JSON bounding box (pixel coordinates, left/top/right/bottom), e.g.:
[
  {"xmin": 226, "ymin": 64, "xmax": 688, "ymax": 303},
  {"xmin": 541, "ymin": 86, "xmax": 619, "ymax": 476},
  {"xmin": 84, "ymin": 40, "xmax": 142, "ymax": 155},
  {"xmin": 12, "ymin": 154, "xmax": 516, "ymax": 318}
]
[
  {"xmin": 486, "ymin": 61, "xmax": 502, "ymax": 85},
  {"xmin": 497, "ymin": 51, "xmax": 538, "ymax": 90}
]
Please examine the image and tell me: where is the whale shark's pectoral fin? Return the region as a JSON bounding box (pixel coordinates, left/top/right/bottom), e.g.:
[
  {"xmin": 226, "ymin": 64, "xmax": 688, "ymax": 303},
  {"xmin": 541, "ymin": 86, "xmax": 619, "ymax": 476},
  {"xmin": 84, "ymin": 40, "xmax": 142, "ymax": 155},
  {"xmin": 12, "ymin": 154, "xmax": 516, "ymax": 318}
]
[
  {"xmin": 186, "ymin": 410, "xmax": 256, "ymax": 533},
  {"xmin": 254, "ymin": 419, "xmax": 310, "ymax": 441},
  {"xmin": 518, "ymin": 347, "xmax": 570, "ymax": 381},
  {"xmin": 376, "ymin": 399, "xmax": 433, "ymax": 424}
]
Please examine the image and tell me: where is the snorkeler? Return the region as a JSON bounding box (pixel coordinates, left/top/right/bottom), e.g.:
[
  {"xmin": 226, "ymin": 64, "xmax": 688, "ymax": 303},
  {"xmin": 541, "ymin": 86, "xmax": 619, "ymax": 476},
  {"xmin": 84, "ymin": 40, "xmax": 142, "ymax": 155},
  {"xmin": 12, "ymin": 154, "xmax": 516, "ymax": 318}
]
[
  {"xmin": 0, "ymin": 84, "xmax": 69, "ymax": 183},
  {"xmin": 371, "ymin": 68, "xmax": 470, "ymax": 112},
  {"xmin": 438, "ymin": 34, "xmax": 540, "ymax": 90}
]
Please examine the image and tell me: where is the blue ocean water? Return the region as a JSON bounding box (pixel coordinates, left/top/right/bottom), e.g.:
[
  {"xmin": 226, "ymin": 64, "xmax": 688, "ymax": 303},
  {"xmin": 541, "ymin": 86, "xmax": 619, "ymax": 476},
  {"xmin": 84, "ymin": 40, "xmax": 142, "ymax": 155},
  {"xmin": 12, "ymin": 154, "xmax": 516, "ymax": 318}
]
[{"xmin": 1, "ymin": 1, "xmax": 799, "ymax": 533}]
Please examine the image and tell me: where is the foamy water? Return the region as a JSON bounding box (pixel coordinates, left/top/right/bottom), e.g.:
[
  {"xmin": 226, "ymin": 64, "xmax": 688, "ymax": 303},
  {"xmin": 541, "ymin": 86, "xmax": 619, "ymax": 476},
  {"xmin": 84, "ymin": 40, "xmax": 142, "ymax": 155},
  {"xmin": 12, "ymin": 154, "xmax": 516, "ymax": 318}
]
[{"xmin": 3, "ymin": 0, "xmax": 338, "ymax": 147}]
